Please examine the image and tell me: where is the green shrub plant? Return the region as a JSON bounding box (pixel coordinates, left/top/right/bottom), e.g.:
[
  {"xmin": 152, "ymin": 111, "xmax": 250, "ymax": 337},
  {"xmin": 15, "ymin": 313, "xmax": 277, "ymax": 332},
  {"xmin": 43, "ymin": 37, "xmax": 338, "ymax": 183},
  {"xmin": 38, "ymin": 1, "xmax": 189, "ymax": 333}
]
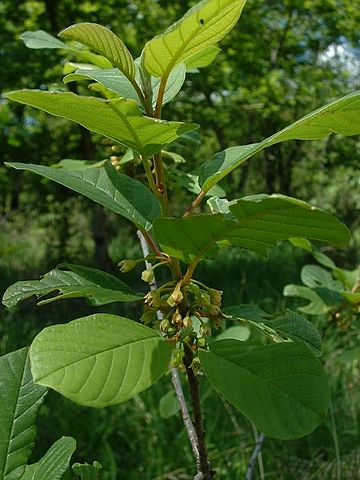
[{"xmin": 2, "ymin": 0, "xmax": 360, "ymax": 477}]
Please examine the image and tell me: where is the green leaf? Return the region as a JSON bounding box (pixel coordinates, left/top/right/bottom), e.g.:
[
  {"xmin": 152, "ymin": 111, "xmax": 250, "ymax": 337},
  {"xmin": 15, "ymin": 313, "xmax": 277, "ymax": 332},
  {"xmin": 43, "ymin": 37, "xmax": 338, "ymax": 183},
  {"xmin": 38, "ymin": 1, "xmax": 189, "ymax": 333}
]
[
  {"xmin": 154, "ymin": 194, "xmax": 350, "ymax": 263},
  {"xmin": 5, "ymin": 91, "xmax": 198, "ymax": 156},
  {"xmin": 29, "ymin": 314, "xmax": 172, "ymax": 407},
  {"xmin": 152, "ymin": 63, "xmax": 186, "ymax": 106},
  {"xmin": 216, "ymin": 326, "xmax": 250, "ymax": 342},
  {"xmin": 199, "ymin": 91, "xmax": 360, "ymax": 192},
  {"xmin": 2, "ymin": 264, "xmax": 142, "ymax": 310},
  {"xmin": 5, "ymin": 163, "xmax": 159, "ymax": 231},
  {"xmin": 21, "ymin": 30, "xmax": 72, "ymax": 50},
  {"xmin": 185, "ymin": 46, "xmax": 221, "ymax": 70},
  {"xmin": 283, "ymin": 284, "xmax": 330, "ymax": 315},
  {"xmin": 64, "ymin": 69, "xmax": 139, "ymax": 102},
  {"xmin": 0, "ymin": 348, "xmax": 47, "ymax": 480},
  {"xmin": 289, "ymin": 238, "xmax": 337, "ymax": 269},
  {"xmin": 159, "ymin": 391, "xmax": 180, "ymax": 419},
  {"xmin": 143, "ymin": 0, "xmax": 246, "ymax": 77},
  {"xmin": 301, "ymin": 265, "xmax": 343, "ymax": 290},
  {"xmin": 199, "ymin": 341, "xmax": 330, "ymax": 439},
  {"xmin": 72, "ymin": 462, "xmax": 102, "ymax": 480},
  {"xmin": 268, "ymin": 311, "xmax": 322, "ymax": 356},
  {"xmin": 59, "ymin": 23, "xmax": 135, "ymax": 80},
  {"xmin": 21, "ymin": 437, "xmax": 76, "ymax": 480},
  {"xmin": 173, "ymin": 171, "xmax": 226, "ymax": 198},
  {"xmin": 222, "ymin": 304, "xmax": 268, "ymax": 323}
]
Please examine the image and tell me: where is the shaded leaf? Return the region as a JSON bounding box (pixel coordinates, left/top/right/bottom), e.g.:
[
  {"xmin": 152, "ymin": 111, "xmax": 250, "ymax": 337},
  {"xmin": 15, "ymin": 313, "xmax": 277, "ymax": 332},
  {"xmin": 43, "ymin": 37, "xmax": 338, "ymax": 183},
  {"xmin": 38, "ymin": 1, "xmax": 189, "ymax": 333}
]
[
  {"xmin": 143, "ymin": 0, "xmax": 246, "ymax": 77},
  {"xmin": 21, "ymin": 31, "xmax": 72, "ymax": 50},
  {"xmin": 199, "ymin": 91, "xmax": 360, "ymax": 191},
  {"xmin": 5, "ymin": 163, "xmax": 160, "ymax": 231},
  {"xmin": 2, "ymin": 264, "xmax": 142, "ymax": 310},
  {"xmin": 5, "ymin": 91, "xmax": 198, "ymax": 156},
  {"xmin": 64, "ymin": 69, "xmax": 139, "ymax": 102},
  {"xmin": 269, "ymin": 311, "xmax": 322, "ymax": 356},
  {"xmin": 72, "ymin": 462, "xmax": 102, "ymax": 480},
  {"xmin": 59, "ymin": 23, "xmax": 135, "ymax": 80},
  {"xmin": 283, "ymin": 284, "xmax": 330, "ymax": 315},
  {"xmin": 199, "ymin": 340, "xmax": 329, "ymax": 439},
  {"xmin": 159, "ymin": 391, "xmax": 180, "ymax": 419},
  {"xmin": 154, "ymin": 194, "xmax": 350, "ymax": 263},
  {"xmin": 0, "ymin": 348, "xmax": 47, "ymax": 480},
  {"xmin": 301, "ymin": 265, "xmax": 342, "ymax": 290},
  {"xmin": 21, "ymin": 437, "xmax": 76, "ymax": 480},
  {"xmin": 30, "ymin": 314, "xmax": 172, "ymax": 407}
]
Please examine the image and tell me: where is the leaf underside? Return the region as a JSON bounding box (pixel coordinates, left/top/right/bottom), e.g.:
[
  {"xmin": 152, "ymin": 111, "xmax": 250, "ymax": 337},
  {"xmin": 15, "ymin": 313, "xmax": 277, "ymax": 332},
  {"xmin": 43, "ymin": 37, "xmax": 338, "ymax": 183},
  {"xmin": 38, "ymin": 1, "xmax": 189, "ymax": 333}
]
[
  {"xmin": 2, "ymin": 264, "xmax": 143, "ymax": 310},
  {"xmin": 199, "ymin": 340, "xmax": 330, "ymax": 439},
  {"xmin": 199, "ymin": 90, "xmax": 360, "ymax": 191},
  {"xmin": 30, "ymin": 314, "xmax": 172, "ymax": 407}
]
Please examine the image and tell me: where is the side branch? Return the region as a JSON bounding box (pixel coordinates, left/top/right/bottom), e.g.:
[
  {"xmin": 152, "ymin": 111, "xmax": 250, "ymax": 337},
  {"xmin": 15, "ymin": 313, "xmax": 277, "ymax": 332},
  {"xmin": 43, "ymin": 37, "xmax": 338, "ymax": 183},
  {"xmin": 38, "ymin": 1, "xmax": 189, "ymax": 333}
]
[{"xmin": 183, "ymin": 191, "xmax": 206, "ymax": 217}]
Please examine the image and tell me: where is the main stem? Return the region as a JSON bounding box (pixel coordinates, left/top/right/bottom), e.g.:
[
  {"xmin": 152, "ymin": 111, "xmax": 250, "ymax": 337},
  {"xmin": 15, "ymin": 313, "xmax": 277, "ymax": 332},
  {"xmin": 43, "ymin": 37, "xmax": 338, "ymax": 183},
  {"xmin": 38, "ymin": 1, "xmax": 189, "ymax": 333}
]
[
  {"xmin": 184, "ymin": 344, "xmax": 215, "ymax": 479},
  {"xmin": 151, "ymin": 76, "xmax": 213, "ymax": 478}
]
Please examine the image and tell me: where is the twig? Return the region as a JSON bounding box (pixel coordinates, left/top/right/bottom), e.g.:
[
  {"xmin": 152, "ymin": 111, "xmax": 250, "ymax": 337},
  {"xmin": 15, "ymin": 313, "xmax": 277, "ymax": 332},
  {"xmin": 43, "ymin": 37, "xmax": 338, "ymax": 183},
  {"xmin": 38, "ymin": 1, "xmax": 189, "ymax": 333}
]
[
  {"xmin": 137, "ymin": 230, "xmax": 200, "ymax": 466},
  {"xmin": 245, "ymin": 431, "xmax": 266, "ymax": 480}
]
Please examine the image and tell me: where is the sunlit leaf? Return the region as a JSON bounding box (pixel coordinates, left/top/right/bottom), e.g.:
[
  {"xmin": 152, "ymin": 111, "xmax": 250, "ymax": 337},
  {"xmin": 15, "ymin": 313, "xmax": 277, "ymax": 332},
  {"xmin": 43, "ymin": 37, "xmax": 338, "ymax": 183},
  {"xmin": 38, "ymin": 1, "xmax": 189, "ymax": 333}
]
[
  {"xmin": 30, "ymin": 314, "xmax": 172, "ymax": 407},
  {"xmin": 5, "ymin": 163, "xmax": 160, "ymax": 231},
  {"xmin": 200, "ymin": 91, "xmax": 360, "ymax": 192},
  {"xmin": 2, "ymin": 264, "xmax": 142, "ymax": 310},
  {"xmin": 5, "ymin": 91, "xmax": 198, "ymax": 156},
  {"xmin": 143, "ymin": 0, "xmax": 246, "ymax": 77},
  {"xmin": 154, "ymin": 194, "xmax": 350, "ymax": 262},
  {"xmin": 60, "ymin": 23, "xmax": 136, "ymax": 80}
]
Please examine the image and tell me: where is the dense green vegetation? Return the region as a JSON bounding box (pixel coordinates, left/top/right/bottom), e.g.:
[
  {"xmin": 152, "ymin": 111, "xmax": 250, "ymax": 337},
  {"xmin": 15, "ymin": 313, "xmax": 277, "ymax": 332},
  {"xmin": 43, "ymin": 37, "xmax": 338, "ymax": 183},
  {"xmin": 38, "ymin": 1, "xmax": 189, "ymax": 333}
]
[{"xmin": 1, "ymin": 0, "xmax": 359, "ymax": 478}]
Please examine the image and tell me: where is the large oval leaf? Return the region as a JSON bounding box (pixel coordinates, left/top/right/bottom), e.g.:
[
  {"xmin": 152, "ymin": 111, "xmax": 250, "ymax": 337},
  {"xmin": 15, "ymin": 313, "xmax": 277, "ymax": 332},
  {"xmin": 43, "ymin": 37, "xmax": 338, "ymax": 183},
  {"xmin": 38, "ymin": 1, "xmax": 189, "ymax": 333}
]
[
  {"xmin": 5, "ymin": 163, "xmax": 159, "ymax": 231},
  {"xmin": 0, "ymin": 348, "xmax": 47, "ymax": 480},
  {"xmin": 59, "ymin": 23, "xmax": 135, "ymax": 80},
  {"xmin": 5, "ymin": 91, "xmax": 198, "ymax": 156},
  {"xmin": 199, "ymin": 340, "xmax": 330, "ymax": 439},
  {"xmin": 154, "ymin": 194, "xmax": 350, "ymax": 262},
  {"xmin": 2, "ymin": 264, "xmax": 143, "ymax": 310},
  {"xmin": 143, "ymin": 0, "xmax": 246, "ymax": 77},
  {"xmin": 30, "ymin": 314, "xmax": 172, "ymax": 407},
  {"xmin": 200, "ymin": 91, "xmax": 360, "ymax": 192}
]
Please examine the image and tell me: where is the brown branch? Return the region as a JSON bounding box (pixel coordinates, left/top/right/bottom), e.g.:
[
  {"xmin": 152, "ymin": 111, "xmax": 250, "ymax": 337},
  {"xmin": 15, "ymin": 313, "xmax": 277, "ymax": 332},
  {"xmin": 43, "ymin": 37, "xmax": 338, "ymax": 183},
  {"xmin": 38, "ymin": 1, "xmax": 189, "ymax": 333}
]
[{"xmin": 184, "ymin": 344, "xmax": 215, "ymax": 479}]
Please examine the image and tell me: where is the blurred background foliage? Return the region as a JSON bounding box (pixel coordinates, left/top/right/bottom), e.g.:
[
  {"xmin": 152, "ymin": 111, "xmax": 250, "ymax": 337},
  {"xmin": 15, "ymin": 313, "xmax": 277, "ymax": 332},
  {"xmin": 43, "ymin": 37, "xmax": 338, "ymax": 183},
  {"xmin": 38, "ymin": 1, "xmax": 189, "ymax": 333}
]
[{"xmin": 0, "ymin": 0, "xmax": 359, "ymax": 478}]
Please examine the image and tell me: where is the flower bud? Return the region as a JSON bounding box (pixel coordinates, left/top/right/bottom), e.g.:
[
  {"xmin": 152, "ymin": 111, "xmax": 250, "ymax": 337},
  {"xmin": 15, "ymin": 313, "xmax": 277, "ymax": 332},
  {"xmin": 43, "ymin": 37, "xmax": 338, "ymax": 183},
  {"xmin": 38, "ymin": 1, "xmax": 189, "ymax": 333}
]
[
  {"xmin": 197, "ymin": 338, "xmax": 206, "ymax": 347},
  {"xmin": 191, "ymin": 357, "xmax": 201, "ymax": 374},
  {"xmin": 160, "ymin": 319, "xmax": 171, "ymax": 332},
  {"xmin": 183, "ymin": 316, "xmax": 193, "ymax": 328},
  {"xmin": 167, "ymin": 289, "xmax": 183, "ymax": 307},
  {"xmin": 144, "ymin": 290, "xmax": 161, "ymax": 308},
  {"xmin": 118, "ymin": 259, "xmax": 137, "ymax": 273},
  {"xmin": 172, "ymin": 311, "xmax": 183, "ymax": 327},
  {"xmin": 200, "ymin": 324, "xmax": 211, "ymax": 337},
  {"xmin": 209, "ymin": 288, "xmax": 223, "ymax": 307},
  {"xmin": 141, "ymin": 268, "xmax": 154, "ymax": 283}
]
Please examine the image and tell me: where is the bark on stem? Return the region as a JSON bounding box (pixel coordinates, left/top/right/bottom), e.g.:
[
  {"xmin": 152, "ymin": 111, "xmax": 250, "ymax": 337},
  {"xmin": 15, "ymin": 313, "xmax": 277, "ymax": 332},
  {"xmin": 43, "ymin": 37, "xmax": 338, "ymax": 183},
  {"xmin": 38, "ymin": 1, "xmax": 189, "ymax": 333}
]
[
  {"xmin": 137, "ymin": 231, "xmax": 200, "ymax": 466},
  {"xmin": 183, "ymin": 344, "xmax": 215, "ymax": 479}
]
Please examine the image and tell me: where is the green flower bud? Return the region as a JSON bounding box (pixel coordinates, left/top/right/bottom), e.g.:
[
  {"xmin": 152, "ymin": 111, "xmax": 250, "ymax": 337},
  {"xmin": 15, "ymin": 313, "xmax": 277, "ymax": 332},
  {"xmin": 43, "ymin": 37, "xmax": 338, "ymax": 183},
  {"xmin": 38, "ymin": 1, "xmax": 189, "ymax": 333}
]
[
  {"xmin": 172, "ymin": 311, "xmax": 183, "ymax": 327},
  {"xmin": 160, "ymin": 319, "xmax": 171, "ymax": 332},
  {"xmin": 167, "ymin": 289, "xmax": 183, "ymax": 307},
  {"xmin": 191, "ymin": 357, "xmax": 201, "ymax": 374},
  {"xmin": 183, "ymin": 316, "xmax": 193, "ymax": 328},
  {"xmin": 209, "ymin": 288, "xmax": 223, "ymax": 307},
  {"xmin": 197, "ymin": 338, "xmax": 206, "ymax": 347},
  {"xmin": 200, "ymin": 324, "xmax": 211, "ymax": 337},
  {"xmin": 118, "ymin": 259, "xmax": 137, "ymax": 273},
  {"xmin": 141, "ymin": 268, "xmax": 154, "ymax": 283}
]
